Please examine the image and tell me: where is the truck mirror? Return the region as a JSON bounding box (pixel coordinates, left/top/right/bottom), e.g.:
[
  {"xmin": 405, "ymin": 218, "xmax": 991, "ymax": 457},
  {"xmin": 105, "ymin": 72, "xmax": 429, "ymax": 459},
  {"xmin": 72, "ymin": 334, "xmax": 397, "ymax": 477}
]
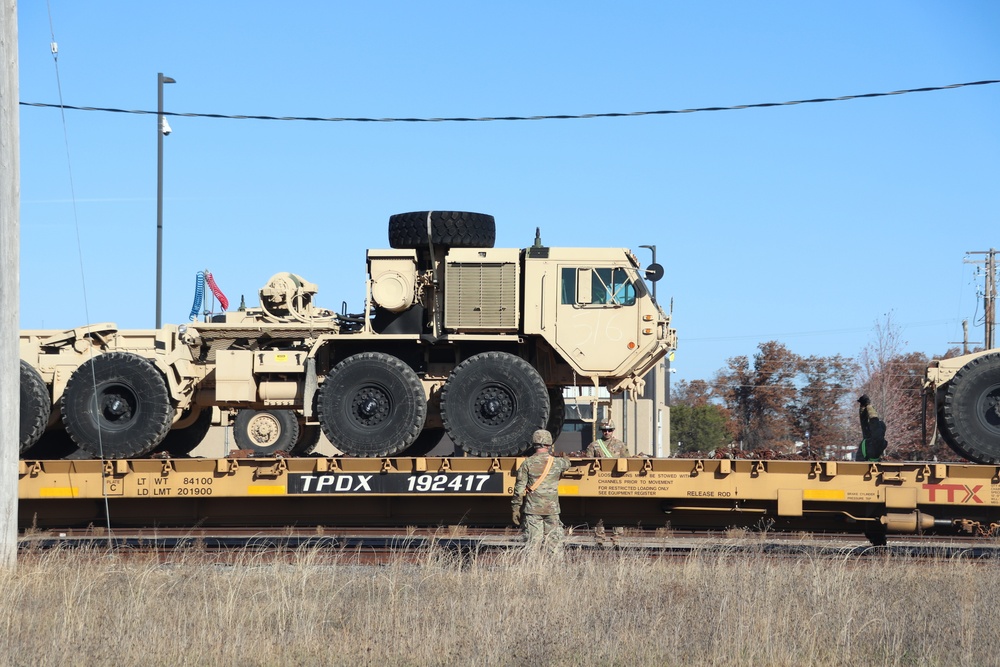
[{"xmin": 645, "ymin": 263, "xmax": 664, "ymax": 282}]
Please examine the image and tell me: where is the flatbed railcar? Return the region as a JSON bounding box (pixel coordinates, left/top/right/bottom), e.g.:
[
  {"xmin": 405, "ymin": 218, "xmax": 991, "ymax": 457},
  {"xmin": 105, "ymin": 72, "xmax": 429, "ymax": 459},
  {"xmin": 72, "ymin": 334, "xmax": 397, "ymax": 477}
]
[{"xmin": 18, "ymin": 455, "xmax": 1000, "ymax": 545}]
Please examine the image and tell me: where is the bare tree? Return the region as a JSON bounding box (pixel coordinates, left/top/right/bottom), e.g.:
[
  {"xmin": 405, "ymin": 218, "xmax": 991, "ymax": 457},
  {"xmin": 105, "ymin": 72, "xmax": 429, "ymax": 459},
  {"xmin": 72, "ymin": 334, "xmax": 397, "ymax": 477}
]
[{"xmin": 855, "ymin": 313, "xmax": 936, "ymax": 458}]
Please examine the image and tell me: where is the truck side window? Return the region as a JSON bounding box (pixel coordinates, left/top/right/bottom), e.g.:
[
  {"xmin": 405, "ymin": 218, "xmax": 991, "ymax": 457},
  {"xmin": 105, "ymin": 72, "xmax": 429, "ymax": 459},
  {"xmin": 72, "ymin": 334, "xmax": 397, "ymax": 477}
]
[{"xmin": 561, "ymin": 267, "xmax": 576, "ymax": 305}]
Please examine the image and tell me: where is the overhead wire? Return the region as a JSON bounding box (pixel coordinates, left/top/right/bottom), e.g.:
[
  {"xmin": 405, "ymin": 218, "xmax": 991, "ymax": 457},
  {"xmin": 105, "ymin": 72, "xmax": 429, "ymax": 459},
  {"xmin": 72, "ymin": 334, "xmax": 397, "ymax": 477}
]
[{"xmin": 19, "ymin": 79, "xmax": 1000, "ymax": 124}]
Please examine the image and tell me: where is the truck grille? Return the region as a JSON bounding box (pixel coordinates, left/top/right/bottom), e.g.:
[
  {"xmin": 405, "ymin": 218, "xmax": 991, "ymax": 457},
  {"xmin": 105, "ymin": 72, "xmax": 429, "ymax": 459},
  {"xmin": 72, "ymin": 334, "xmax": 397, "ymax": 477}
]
[{"xmin": 444, "ymin": 262, "xmax": 518, "ymax": 331}]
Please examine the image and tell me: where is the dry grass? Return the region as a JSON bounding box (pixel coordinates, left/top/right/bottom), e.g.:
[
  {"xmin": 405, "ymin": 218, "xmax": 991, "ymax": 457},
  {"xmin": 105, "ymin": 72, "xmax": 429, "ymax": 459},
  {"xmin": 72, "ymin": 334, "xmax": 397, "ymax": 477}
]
[{"xmin": 0, "ymin": 541, "xmax": 995, "ymax": 666}]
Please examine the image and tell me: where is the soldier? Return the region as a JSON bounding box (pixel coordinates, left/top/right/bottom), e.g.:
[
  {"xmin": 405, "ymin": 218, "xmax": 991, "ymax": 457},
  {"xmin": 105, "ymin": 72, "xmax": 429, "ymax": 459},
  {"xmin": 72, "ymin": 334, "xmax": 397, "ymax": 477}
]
[
  {"xmin": 511, "ymin": 429, "xmax": 571, "ymax": 552},
  {"xmin": 855, "ymin": 394, "xmax": 887, "ymax": 461},
  {"xmin": 585, "ymin": 419, "xmax": 629, "ymax": 457}
]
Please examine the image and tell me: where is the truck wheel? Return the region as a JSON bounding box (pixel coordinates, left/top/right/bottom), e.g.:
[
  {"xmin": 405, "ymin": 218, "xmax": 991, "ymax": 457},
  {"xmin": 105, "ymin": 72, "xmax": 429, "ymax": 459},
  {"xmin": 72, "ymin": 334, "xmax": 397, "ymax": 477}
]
[
  {"xmin": 292, "ymin": 423, "xmax": 322, "ymax": 456},
  {"xmin": 61, "ymin": 352, "xmax": 174, "ymax": 458},
  {"xmin": 233, "ymin": 409, "xmax": 300, "ymax": 455},
  {"xmin": 317, "ymin": 352, "xmax": 426, "ymax": 457},
  {"xmin": 940, "ymin": 352, "xmax": 1000, "ymax": 464},
  {"xmin": 546, "ymin": 388, "xmax": 566, "ymax": 442},
  {"xmin": 388, "ymin": 211, "xmax": 496, "ymax": 249},
  {"xmin": 155, "ymin": 408, "xmax": 213, "ymax": 457},
  {"xmin": 20, "ymin": 360, "xmax": 51, "ymax": 453},
  {"xmin": 440, "ymin": 352, "xmax": 549, "ymax": 457}
]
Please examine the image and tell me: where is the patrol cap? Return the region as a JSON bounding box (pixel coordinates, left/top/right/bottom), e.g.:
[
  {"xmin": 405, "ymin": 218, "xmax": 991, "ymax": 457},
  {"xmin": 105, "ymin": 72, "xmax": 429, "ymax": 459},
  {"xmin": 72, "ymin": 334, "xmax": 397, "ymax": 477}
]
[
  {"xmin": 531, "ymin": 429, "xmax": 553, "ymax": 446},
  {"xmin": 600, "ymin": 419, "xmax": 616, "ymax": 431}
]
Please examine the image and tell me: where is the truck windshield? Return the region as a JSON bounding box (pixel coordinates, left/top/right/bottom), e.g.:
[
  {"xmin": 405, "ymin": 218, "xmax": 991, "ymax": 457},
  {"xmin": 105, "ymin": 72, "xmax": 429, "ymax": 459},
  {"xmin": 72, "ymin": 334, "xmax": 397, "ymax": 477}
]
[{"xmin": 561, "ymin": 267, "xmax": 636, "ymax": 306}]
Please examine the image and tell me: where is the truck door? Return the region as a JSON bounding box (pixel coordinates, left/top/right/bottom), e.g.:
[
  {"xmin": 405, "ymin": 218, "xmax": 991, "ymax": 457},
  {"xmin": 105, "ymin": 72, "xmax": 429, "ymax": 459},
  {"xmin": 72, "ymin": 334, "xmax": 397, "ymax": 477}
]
[{"xmin": 554, "ymin": 266, "xmax": 640, "ymax": 373}]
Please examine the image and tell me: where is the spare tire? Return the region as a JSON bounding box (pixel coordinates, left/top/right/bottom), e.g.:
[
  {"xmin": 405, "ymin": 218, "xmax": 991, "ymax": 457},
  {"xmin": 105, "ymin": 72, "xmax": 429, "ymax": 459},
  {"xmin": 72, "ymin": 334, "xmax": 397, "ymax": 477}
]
[{"xmin": 388, "ymin": 211, "xmax": 495, "ymax": 249}]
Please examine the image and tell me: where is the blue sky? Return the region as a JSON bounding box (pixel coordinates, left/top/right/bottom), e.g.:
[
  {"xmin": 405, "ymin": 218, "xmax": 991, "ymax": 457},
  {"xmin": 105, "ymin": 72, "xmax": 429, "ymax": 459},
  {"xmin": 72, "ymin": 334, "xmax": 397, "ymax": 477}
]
[{"xmin": 15, "ymin": 2, "xmax": 1000, "ymax": 385}]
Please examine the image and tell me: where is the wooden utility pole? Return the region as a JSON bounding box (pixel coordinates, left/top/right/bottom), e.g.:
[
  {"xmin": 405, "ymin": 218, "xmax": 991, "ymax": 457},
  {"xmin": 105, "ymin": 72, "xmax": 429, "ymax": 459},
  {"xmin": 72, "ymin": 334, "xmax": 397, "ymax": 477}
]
[
  {"xmin": 0, "ymin": 0, "xmax": 20, "ymax": 568},
  {"xmin": 966, "ymin": 249, "xmax": 997, "ymax": 350}
]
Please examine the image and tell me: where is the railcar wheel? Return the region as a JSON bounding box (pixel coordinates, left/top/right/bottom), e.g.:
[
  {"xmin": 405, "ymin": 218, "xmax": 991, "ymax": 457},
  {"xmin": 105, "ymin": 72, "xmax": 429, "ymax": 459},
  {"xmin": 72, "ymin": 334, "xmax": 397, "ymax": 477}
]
[
  {"xmin": 233, "ymin": 409, "xmax": 299, "ymax": 455},
  {"xmin": 940, "ymin": 352, "xmax": 1000, "ymax": 464},
  {"xmin": 317, "ymin": 352, "xmax": 426, "ymax": 457},
  {"xmin": 388, "ymin": 211, "xmax": 496, "ymax": 249},
  {"xmin": 155, "ymin": 408, "xmax": 214, "ymax": 457},
  {"xmin": 440, "ymin": 352, "xmax": 549, "ymax": 457},
  {"xmin": 19, "ymin": 360, "xmax": 50, "ymax": 453},
  {"xmin": 61, "ymin": 352, "xmax": 174, "ymax": 458}
]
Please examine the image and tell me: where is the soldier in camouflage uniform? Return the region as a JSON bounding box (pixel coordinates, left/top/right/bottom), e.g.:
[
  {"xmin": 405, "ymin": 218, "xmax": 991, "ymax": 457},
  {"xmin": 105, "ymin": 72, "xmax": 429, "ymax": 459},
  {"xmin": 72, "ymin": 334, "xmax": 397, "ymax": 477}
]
[
  {"xmin": 512, "ymin": 429, "xmax": 571, "ymax": 551},
  {"xmin": 585, "ymin": 419, "xmax": 629, "ymax": 457}
]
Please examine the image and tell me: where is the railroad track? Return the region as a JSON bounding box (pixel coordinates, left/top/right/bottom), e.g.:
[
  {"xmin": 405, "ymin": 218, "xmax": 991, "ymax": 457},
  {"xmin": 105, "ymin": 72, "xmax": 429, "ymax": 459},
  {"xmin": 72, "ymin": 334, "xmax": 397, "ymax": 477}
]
[{"xmin": 18, "ymin": 526, "xmax": 1000, "ymax": 562}]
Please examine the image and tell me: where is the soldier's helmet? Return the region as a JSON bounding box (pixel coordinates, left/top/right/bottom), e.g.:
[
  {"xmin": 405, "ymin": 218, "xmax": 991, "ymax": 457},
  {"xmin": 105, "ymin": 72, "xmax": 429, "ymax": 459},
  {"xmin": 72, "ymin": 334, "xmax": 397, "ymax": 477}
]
[
  {"xmin": 531, "ymin": 429, "xmax": 553, "ymax": 446},
  {"xmin": 600, "ymin": 419, "xmax": 616, "ymax": 431}
]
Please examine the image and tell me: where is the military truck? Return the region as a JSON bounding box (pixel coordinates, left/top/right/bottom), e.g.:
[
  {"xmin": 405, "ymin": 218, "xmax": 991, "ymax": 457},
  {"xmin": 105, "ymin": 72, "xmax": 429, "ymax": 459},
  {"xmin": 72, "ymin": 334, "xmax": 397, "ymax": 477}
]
[
  {"xmin": 19, "ymin": 211, "xmax": 676, "ymax": 459},
  {"xmin": 925, "ymin": 349, "xmax": 1000, "ymax": 464}
]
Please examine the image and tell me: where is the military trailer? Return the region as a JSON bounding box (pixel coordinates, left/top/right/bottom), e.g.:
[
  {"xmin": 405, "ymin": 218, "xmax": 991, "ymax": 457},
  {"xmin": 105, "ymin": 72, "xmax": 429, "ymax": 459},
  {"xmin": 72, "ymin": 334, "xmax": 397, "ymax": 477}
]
[
  {"xmin": 925, "ymin": 349, "xmax": 1000, "ymax": 464},
  {"xmin": 19, "ymin": 211, "xmax": 676, "ymax": 460}
]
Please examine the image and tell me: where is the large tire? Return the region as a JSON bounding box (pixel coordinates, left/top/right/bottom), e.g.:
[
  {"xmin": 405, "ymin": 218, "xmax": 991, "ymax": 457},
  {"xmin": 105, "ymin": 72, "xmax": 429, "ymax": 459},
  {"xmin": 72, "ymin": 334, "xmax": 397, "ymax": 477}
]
[
  {"xmin": 233, "ymin": 409, "xmax": 300, "ymax": 455},
  {"xmin": 940, "ymin": 352, "xmax": 1000, "ymax": 463},
  {"xmin": 291, "ymin": 423, "xmax": 322, "ymax": 456},
  {"xmin": 155, "ymin": 408, "xmax": 214, "ymax": 457},
  {"xmin": 317, "ymin": 352, "xmax": 426, "ymax": 457},
  {"xmin": 61, "ymin": 352, "xmax": 174, "ymax": 458},
  {"xmin": 20, "ymin": 360, "xmax": 51, "ymax": 453},
  {"xmin": 388, "ymin": 211, "xmax": 495, "ymax": 249},
  {"xmin": 546, "ymin": 388, "xmax": 566, "ymax": 443},
  {"xmin": 440, "ymin": 352, "xmax": 549, "ymax": 457}
]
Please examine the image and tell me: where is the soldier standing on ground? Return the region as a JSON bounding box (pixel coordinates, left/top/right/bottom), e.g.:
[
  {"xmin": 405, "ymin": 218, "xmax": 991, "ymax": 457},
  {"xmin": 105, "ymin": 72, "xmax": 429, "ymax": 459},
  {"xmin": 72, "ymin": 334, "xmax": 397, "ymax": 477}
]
[
  {"xmin": 511, "ymin": 429, "xmax": 571, "ymax": 552},
  {"xmin": 585, "ymin": 419, "xmax": 629, "ymax": 457}
]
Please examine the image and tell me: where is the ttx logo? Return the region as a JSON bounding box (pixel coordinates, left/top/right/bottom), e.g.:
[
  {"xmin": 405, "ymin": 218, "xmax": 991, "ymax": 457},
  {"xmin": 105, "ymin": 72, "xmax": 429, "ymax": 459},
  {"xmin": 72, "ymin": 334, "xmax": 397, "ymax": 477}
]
[{"xmin": 923, "ymin": 483, "xmax": 983, "ymax": 504}]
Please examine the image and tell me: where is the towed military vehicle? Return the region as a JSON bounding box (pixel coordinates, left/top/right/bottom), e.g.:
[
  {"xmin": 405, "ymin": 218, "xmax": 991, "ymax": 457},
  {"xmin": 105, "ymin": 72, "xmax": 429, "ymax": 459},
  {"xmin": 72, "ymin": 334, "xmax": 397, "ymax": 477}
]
[
  {"xmin": 925, "ymin": 349, "xmax": 1000, "ymax": 464},
  {"xmin": 20, "ymin": 211, "xmax": 675, "ymax": 459}
]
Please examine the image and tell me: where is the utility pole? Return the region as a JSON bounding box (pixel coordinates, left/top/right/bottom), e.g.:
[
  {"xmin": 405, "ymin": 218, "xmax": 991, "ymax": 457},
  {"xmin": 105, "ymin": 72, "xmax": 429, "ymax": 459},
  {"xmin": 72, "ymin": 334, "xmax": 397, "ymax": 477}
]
[
  {"xmin": 0, "ymin": 0, "xmax": 20, "ymax": 568},
  {"xmin": 156, "ymin": 72, "xmax": 175, "ymax": 328},
  {"xmin": 965, "ymin": 249, "xmax": 997, "ymax": 350}
]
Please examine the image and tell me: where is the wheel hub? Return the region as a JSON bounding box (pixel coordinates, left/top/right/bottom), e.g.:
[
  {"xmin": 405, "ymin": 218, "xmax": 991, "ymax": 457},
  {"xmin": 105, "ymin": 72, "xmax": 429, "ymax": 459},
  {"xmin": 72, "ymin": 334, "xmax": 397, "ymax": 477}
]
[
  {"xmin": 100, "ymin": 391, "xmax": 134, "ymax": 423},
  {"xmin": 248, "ymin": 414, "xmax": 280, "ymax": 446},
  {"xmin": 352, "ymin": 387, "xmax": 390, "ymax": 426},
  {"xmin": 474, "ymin": 386, "xmax": 513, "ymax": 427}
]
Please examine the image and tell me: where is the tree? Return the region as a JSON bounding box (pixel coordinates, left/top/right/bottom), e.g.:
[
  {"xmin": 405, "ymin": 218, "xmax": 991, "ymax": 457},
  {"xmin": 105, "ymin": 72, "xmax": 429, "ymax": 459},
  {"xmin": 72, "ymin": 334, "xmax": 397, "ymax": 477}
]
[
  {"xmin": 788, "ymin": 355, "xmax": 858, "ymax": 458},
  {"xmin": 713, "ymin": 341, "xmax": 801, "ymax": 452},
  {"xmin": 856, "ymin": 313, "xmax": 949, "ymax": 459},
  {"xmin": 670, "ymin": 403, "xmax": 733, "ymax": 454},
  {"xmin": 672, "ymin": 379, "xmax": 713, "ymax": 407}
]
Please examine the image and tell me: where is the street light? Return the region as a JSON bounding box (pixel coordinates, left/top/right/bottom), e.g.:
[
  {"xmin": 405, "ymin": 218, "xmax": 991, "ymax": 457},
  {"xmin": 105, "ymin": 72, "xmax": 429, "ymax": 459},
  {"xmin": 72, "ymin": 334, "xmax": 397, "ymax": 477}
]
[
  {"xmin": 639, "ymin": 244, "xmax": 662, "ymax": 456},
  {"xmin": 156, "ymin": 72, "xmax": 176, "ymax": 328}
]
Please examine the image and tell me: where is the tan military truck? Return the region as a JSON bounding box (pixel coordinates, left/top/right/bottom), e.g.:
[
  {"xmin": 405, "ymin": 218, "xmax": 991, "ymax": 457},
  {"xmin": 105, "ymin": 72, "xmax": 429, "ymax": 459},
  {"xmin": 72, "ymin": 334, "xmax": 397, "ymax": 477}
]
[
  {"xmin": 925, "ymin": 349, "xmax": 1000, "ymax": 464},
  {"xmin": 20, "ymin": 211, "xmax": 676, "ymax": 459}
]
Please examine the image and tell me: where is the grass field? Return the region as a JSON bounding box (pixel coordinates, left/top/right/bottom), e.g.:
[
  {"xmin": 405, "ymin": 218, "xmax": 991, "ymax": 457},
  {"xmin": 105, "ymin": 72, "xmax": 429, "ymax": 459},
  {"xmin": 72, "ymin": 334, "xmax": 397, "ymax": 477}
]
[{"xmin": 0, "ymin": 540, "xmax": 995, "ymax": 666}]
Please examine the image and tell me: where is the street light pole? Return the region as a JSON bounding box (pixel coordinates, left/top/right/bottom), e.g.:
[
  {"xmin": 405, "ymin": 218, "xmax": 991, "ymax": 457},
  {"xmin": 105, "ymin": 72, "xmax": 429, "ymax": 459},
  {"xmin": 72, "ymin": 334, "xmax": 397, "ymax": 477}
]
[
  {"xmin": 639, "ymin": 244, "xmax": 660, "ymax": 457},
  {"xmin": 156, "ymin": 72, "xmax": 175, "ymax": 328}
]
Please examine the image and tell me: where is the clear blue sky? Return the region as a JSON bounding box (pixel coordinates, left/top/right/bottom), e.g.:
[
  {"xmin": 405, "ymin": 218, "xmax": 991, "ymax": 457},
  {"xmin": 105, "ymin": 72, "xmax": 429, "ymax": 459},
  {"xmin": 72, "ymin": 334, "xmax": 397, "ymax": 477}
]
[{"xmin": 15, "ymin": 2, "xmax": 1000, "ymax": 385}]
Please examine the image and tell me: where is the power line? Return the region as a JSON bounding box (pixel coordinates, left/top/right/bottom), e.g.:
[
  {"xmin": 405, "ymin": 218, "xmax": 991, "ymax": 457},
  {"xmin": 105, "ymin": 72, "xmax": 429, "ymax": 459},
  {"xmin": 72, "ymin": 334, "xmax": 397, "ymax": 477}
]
[{"xmin": 19, "ymin": 79, "xmax": 1000, "ymax": 124}]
